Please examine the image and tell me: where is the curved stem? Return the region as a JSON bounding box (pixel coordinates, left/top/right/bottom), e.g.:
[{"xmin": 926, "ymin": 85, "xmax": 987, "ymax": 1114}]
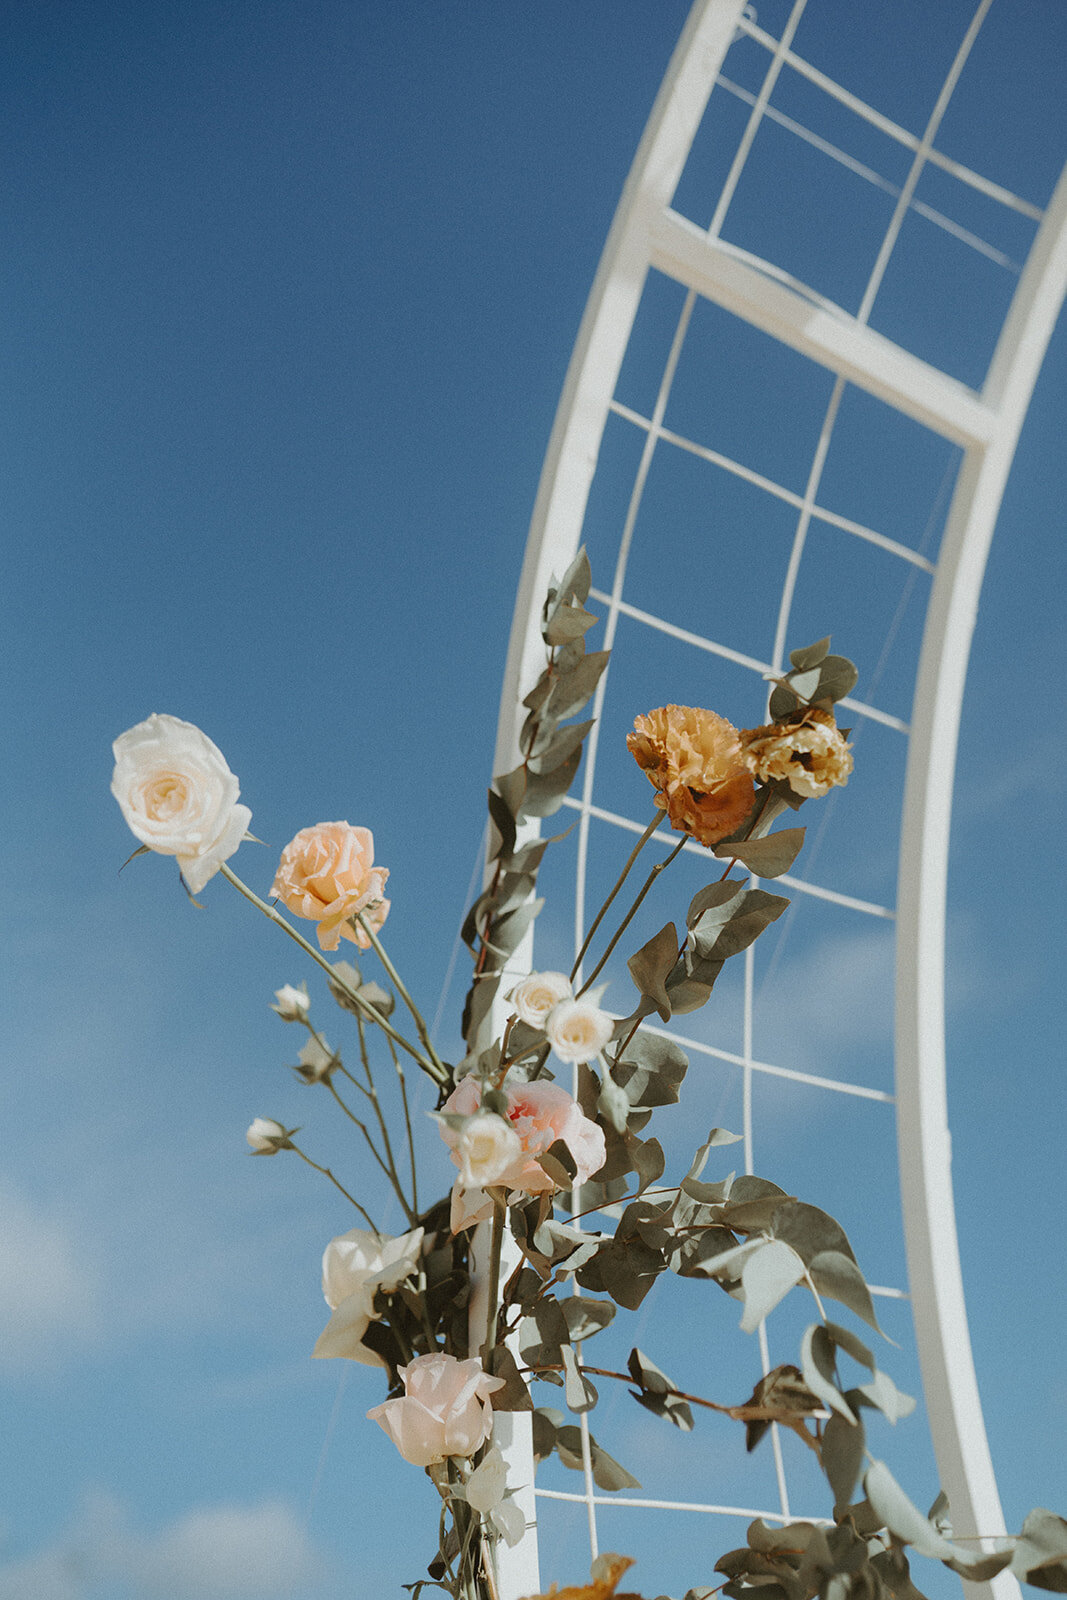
[
  {"xmin": 220, "ymin": 864, "xmax": 441, "ymax": 1081},
  {"xmin": 577, "ymin": 833, "xmax": 688, "ymax": 996},
  {"xmin": 353, "ymin": 911, "xmax": 449, "ymax": 1082},
  {"xmin": 289, "ymin": 1142, "xmax": 380, "ymax": 1232},
  {"xmin": 569, "ymin": 811, "xmax": 665, "ymax": 983}
]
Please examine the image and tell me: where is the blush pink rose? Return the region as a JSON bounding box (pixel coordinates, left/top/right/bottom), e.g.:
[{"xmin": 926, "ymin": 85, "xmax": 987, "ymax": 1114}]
[
  {"xmin": 366, "ymin": 1352, "xmax": 503, "ymax": 1467},
  {"xmin": 270, "ymin": 822, "xmax": 390, "ymax": 952},
  {"xmin": 439, "ymin": 1076, "xmax": 606, "ymax": 1195}
]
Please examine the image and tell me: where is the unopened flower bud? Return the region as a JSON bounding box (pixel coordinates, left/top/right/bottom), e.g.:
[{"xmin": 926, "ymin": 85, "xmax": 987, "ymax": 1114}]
[
  {"xmin": 246, "ymin": 1117, "xmax": 295, "ymax": 1154},
  {"xmin": 357, "ymin": 979, "xmax": 395, "ymax": 1019},
  {"xmin": 271, "ymin": 983, "xmax": 310, "ymax": 1022}
]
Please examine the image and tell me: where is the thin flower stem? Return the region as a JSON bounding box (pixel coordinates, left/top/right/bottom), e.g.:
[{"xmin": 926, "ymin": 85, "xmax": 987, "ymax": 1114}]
[
  {"xmin": 323, "ymin": 1077, "xmax": 406, "ymax": 1207},
  {"xmin": 353, "ymin": 911, "xmax": 449, "ymax": 1082},
  {"xmin": 355, "ymin": 1016, "xmax": 416, "ymax": 1226},
  {"xmin": 386, "ymin": 1031, "xmax": 419, "ymax": 1214},
  {"xmin": 288, "ymin": 1142, "xmax": 380, "ymax": 1232},
  {"xmin": 569, "ymin": 811, "xmax": 666, "ymax": 983},
  {"xmin": 577, "ymin": 833, "xmax": 688, "ymax": 996},
  {"xmin": 220, "ymin": 864, "xmax": 441, "ymax": 1081}
]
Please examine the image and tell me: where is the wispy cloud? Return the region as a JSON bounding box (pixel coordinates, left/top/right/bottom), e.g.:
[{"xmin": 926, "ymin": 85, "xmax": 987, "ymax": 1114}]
[
  {"xmin": 0, "ymin": 1183, "xmax": 103, "ymax": 1377},
  {"xmin": 0, "ymin": 1491, "xmax": 334, "ymax": 1599}
]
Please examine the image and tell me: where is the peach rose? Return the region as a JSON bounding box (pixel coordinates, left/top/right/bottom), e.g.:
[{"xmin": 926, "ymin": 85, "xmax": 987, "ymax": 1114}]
[
  {"xmin": 741, "ymin": 708, "xmax": 853, "ymax": 799},
  {"xmin": 627, "ymin": 705, "xmax": 754, "ymax": 847},
  {"xmin": 366, "ymin": 1352, "xmax": 503, "ymax": 1467},
  {"xmin": 271, "ymin": 822, "xmax": 390, "ymax": 952},
  {"xmin": 440, "ymin": 1076, "xmax": 606, "ymax": 1196}
]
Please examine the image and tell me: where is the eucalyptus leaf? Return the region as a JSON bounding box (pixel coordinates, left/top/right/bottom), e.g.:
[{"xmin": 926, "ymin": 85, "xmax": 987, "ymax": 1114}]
[
  {"xmin": 545, "ymin": 650, "xmax": 610, "ymax": 720},
  {"xmin": 769, "ymin": 1200, "xmax": 858, "ymax": 1266},
  {"xmin": 814, "ymin": 653, "xmax": 859, "ymax": 705},
  {"xmin": 627, "ymin": 922, "xmax": 679, "ymax": 1022},
  {"xmin": 561, "ymin": 1297, "xmax": 615, "ymax": 1343},
  {"xmin": 561, "ymin": 1342, "xmax": 598, "ymax": 1413},
  {"xmin": 800, "ymin": 1323, "xmax": 856, "ymax": 1424},
  {"xmin": 686, "ymin": 877, "xmax": 748, "ymax": 930},
  {"xmin": 864, "ymin": 1459, "xmax": 958, "ymax": 1560},
  {"xmin": 486, "ymin": 784, "xmax": 517, "ymax": 862},
  {"xmin": 789, "ymin": 637, "xmax": 831, "ymax": 672},
  {"xmin": 555, "ymin": 1425, "xmax": 640, "ymax": 1491},
  {"xmin": 485, "ymin": 1344, "xmax": 534, "ymax": 1412},
  {"xmin": 821, "ymin": 1410, "xmax": 866, "ymax": 1508},
  {"xmin": 597, "ymin": 1071, "xmax": 631, "ymax": 1134},
  {"xmin": 739, "ymin": 1239, "xmax": 806, "ymax": 1332},
  {"xmin": 855, "ymin": 1368, "xmax": 916, "ymax": 1424},
  {"xmin": 544, "ymin": 603, "xmax": 599, "ymax": 646},
  {"xmin": 808, "ymin": 1250, "xmax": 881, "ymax": 1333},
  {"xmin": 627, "ymin": 1347, "xmax": 693, "ymax": 1431},
  {"xmin": 521, "ymin": 748, "xmax": 583, "ymax": 817},
  {"xmin": 1012, "ymin": 1509, "xmax": 1067, "ymax": 1592},
  {"xmin": 713, "ymin": 828, "xmax": 805, "ymax": 879},
  {"xmin": 526, "ymin": 718, "xmax": 594, "ymax": 774}
]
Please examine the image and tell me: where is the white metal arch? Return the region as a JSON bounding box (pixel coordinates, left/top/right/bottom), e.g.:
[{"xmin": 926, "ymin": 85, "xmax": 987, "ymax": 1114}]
[{"xmin": 488, "ymin": 4, "xmax": 1067, "ymax": 1596}]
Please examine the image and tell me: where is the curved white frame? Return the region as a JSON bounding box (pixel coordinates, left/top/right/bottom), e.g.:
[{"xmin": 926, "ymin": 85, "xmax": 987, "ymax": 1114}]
[{"xmin": 488, "ymin": 5, "xmax": 1067, "ymax": 1595}]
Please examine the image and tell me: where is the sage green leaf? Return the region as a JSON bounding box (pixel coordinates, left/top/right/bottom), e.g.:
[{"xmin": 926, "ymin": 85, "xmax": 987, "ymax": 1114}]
[
  {"xmin": 701, "ymin": 891, "xmax": 791, "ymax": 961},
  {"xmin": 627, "ymin": 922, "xmax": 679, "ymax": 1022},
  {"xmin": 483, "ymin": 897, "xmax": 543, "ymax": 959},
  {"xmin": 506, "ymin": 837, "xmax": 550, "ymax": 875},
  {"xmin": 627, "ymin": 1347, "xmax": 694, "ymax": 1431},
  {"xmin": 739, "ymin": 1240, "xmax": 806, "ymax": 1332},
  {"xmin": 789, "ymin": 667, "xmax": 821, "ymax": 702},
  {"xmin": 741, "ymin": 1366, "xmax": 823, "ymax": 1453},
  {"xmin": 943, "ymin": 1549, "xmax": 1016, "ymax": 1583},
  {"xmin": 631, "ymin": 1135, "xmax": 665, "ymax": 1193},
  {"xmin": 822, "ymin": 1411, "xmax": 866, "ymax": 1508},
  {"xmin": 800, "ymin": 1324, "xmax": 856, "ymax": 1423},
  {"xmin": 808, "ymin": 1250, "xmax": 881, "ymax": 1333},
  {"xmin": 687, "ymin": 877, "xmax": 748, "ymax": 930},
  {"xmin": 545, "ymin": 546, "xmax": 592, "ymax": 615},
  {"xmin": 531, "ymin": 1407, "xmax": 562, "ymax": 1461},
  {"xmin": 864, "ymin": 1460, "xmax": 958, "ymax": 1559},
  {"xmin": 546, "ymin": 650, "xmax": 610, "ymax": 720},
  {"xmin": 555, "ymin": 1425, "xmax": 640, "ymax": 1490},
  {"xmin": 561, "ymin": 1297, "xmax": 615, "ymax": 1342},
  {"xmin": 713, "ymin": 829, "xmax": 805, "ymax": 879},
  {"xmin": 685, "ymin": 1127, "xmax": 742, "ymax": 1185},
  {"xmin": 869, "ymin": 1544, "xmax": 932, "ymax": 1600},
  {"xmin": 527, "ymin": 717, "xmax": 594, "ymax": 773},
  {"xmin": 486, "ymin": 784, "xmax": 518, "ymax": 863},
  {"xmin": 612, "ymin": 1030, "xmax": 689, "ymax": 1108},
  {"xmin": 855, "ymin": 1369, "xmax": 915, "ymax": 1424},
  {"xmin": 789, "ymin": 638, "xmax": 831, "ymax": 671},
  {"xmin": 927, "ymin": 1491, "xmax": 951, "ymax": 1537},
  {"xmin": 1012, "ymin": 1509, "xmax": 1067, "ymax": 1591},
  {"xmin": 823, "ymin": 1320, "xmax": 874, "ymax": 1372},
  {"xmin": 561, "ymin": 1341, "xmax": 598, "ymax": 1413},
  {"xmin": 815, "ymin": 653, "xmax": 859, "ymax": 705},
  {"xmin": 522, "ymin": 748, "xmax": 583, "ymax": 817},
  {"xmin": 518, "ymin": 1299, "xmax": 570, "ymax": 1370},
  {"xmin": 544, "ymin": 602, "xmax": 599, "ymax": 646},
  {"xmin": 486, "ymin": 1344, "xmax": 534, "ymax": 1412},
  {"xmin": 597, "ymin": 1070, "xmax": 631, "ymax": 1134},
  {"xmin": 593, "ymin": 1234, "xmax": 664, "ymax": 1310},
  {"xmin": 770, "ymin": 1200, "xmax": 858, "ymax": 1266}
]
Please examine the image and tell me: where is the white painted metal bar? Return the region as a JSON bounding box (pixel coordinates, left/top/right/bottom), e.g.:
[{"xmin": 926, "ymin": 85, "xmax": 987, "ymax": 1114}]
[
  {"xmin": 649, "ymin": 208, "xmax": 998, "ymax": 446},
  {"xmin": 639, "ymin": 1020, "xmax": 896, "ymax": 1103},
  {"xmin": 735, "ymin": 17, "xmax": 1045, "ymax": 221},
  {"xmin": 714, "ymin": 75, "xmax": 1025, "ymax": 272},
  {"xmin": 895, "ymin": 156, "xmax": 1067, "ymax": 1588},
  {"xmin": 605, "ymin": 403, "xmax": 939, "ymax": 571}
]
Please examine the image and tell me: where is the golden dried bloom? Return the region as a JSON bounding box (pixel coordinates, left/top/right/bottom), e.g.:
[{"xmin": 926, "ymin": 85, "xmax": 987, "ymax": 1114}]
[
  {"xmin": 627, "ymin": 705, "xmax": 755, "ymax": 847},
  {"xmin": 521, "ymin": 1553, "xmax": 640, "ymax": 1600},
  {"xmin": 741, "ymin": 707, "xmax": 853, "ymax": 799}
]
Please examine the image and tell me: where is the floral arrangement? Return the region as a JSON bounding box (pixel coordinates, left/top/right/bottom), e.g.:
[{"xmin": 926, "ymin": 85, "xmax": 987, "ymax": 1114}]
[{"xmin": 112, "ymin": 551, "xmax": 1066, "ymax": 1600}]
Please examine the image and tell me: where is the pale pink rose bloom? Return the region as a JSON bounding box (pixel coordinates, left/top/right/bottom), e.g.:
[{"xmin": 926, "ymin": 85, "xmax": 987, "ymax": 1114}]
[
  {"xmin": 271, "ymin": 822, "xmax": 390, "ymax": 952},
  {"xmin": 544, "ymin": 997, "xmax": 614, "ymax": 1065},
  {"xmin": 440, "ymin": 1076, "xmax": 606, "ymax": 1199},
  {"xmin": 508, "ymin": 970, "xmax": 573, "ymax": 1028},
  {"xmin": 111, "ymin": 713, "xmax": 252, "ymax": 894},
  {"xmin": 313, "ymin": 1226, "xmax": 424, "ymax": 1368},
  {"xmin": 366, "ymin": 1352, "xmax": 503, "ymax": 1467}
]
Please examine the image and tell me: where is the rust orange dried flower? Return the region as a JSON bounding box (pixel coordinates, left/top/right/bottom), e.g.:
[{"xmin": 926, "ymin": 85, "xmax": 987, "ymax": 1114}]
[
  {"xmin": 740, "ymin": 706, "xmax": 853, "ymax": 799},
  {"xmin": 627, "ymin": 704, "xmax": 755, "ymax": 847},
  {"xmin": 520, "ymin": 1552, "xmax": 640, "ymax": 1600}
]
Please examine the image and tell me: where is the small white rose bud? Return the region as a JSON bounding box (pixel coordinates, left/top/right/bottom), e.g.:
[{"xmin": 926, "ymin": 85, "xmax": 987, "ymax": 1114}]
[
  {"xmin": 271, "ymin": 983, "xmax": 310, "ymax": 1022},
  {"xmin": 544, "ymin": 997, "xmax": 614, "ymax": 1064},
  {"xmin": 508, "ymin": 970, "xmax": 573, "ymax": 1028},
  {"xmin": 455, "ymin": 1112, "xmax": 522, "ymax": 1189},
  {"xmin": 246, "ymin": 1117, "xmax": 294, "ymax": 1154}
]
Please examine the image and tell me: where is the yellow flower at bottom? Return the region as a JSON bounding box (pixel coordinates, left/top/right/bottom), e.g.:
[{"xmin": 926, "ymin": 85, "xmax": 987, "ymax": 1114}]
[
  {"xmin": 740, "ymin": 707, "xmax": 853, "ymax": 799},
  {"xmin": 627, "ymin": 705, "xmax": 754, "ymax": 847},
  {"xmin": 520, "ymin": 1553, "xmax": 640, "ymax": 1600}
]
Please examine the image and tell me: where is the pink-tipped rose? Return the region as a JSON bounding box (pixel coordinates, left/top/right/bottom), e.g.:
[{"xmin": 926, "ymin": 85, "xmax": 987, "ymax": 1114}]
[
  {"xmin": 271, "ymin": 822, "xmax": 390, "ymax": 952},
  {"xmin": 439, "ymin": 1076, "xmax": 606, "ymax": 1198},
  {"xmin": 366, "ymin": 1352, "xmax": 502, "ymax": 1467}
]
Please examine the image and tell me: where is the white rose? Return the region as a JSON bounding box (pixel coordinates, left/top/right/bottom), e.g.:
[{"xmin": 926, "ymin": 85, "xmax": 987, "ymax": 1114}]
[
  {"xmin": 366, "ymin": 1353, "xmax": 502, "ymax": 1466},
  {"xmin": 245, "ymin": 1117, "xmax": 292, "ymax": 1154},
  {"xmin": 508, "ymin": 970, "xmax": 573, "ymax": 1028},
  {"xmin": 271, "ymin": 983, "xmax": 310, "ymax": 1022},
  {"xmin": 544, "ymin": 997, "xmax": 614, "ymax": 1064},
  {"xmin": 454, "ymin": 1112, "xmax": 523, "ymax": 1189},
  {"xmin": 111, "ymin": 713, "xmax": 252, "ymax": 894},
  {"xmin": 312, "ymin": 1226, "xmax": 423, "ymax": 1367}
]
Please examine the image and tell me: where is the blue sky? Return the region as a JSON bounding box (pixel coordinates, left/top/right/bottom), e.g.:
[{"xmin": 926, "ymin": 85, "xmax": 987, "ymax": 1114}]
[{"xmin": 1, "ymin": 3, "xmax": 1065, "ymax": 1597}]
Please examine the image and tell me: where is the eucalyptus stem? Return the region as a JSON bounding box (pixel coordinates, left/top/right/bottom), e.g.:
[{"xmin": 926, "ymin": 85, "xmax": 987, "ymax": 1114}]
[
  {"xmin": 577, "ymin": 832, "xmax": 688, "ymax": 996},
  {"xmin": 288, "ymin": 1142, "xmax": 381, "ymax": 1232},
  {"xmin": 220, "ymin": 864, "xmax": 438, "ymax": 1079},
  {"xmin": 569, "ymin": 810, "xmax": 665, "ymax": 983},
  {"xmin": 353, "ymin": 910, "xmax": 449, "ymax": 1083},
  {"xmin": 324, "ymin": 1077, "xmax": 409, "ymax": 1211},
  {"xmin": 480, "ymin": 1194, "xmax": 506, "ymax": 1360}
]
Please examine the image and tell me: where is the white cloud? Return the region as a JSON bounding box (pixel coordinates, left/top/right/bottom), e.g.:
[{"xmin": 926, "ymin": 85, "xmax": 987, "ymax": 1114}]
[
  {"xmin": 0, "ymin": 1183, "xmax": 103, "ymax": 1376},
  {"xmin": 0, "ymin": 1491, "xmax": 332, "ymax": 1600}
]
